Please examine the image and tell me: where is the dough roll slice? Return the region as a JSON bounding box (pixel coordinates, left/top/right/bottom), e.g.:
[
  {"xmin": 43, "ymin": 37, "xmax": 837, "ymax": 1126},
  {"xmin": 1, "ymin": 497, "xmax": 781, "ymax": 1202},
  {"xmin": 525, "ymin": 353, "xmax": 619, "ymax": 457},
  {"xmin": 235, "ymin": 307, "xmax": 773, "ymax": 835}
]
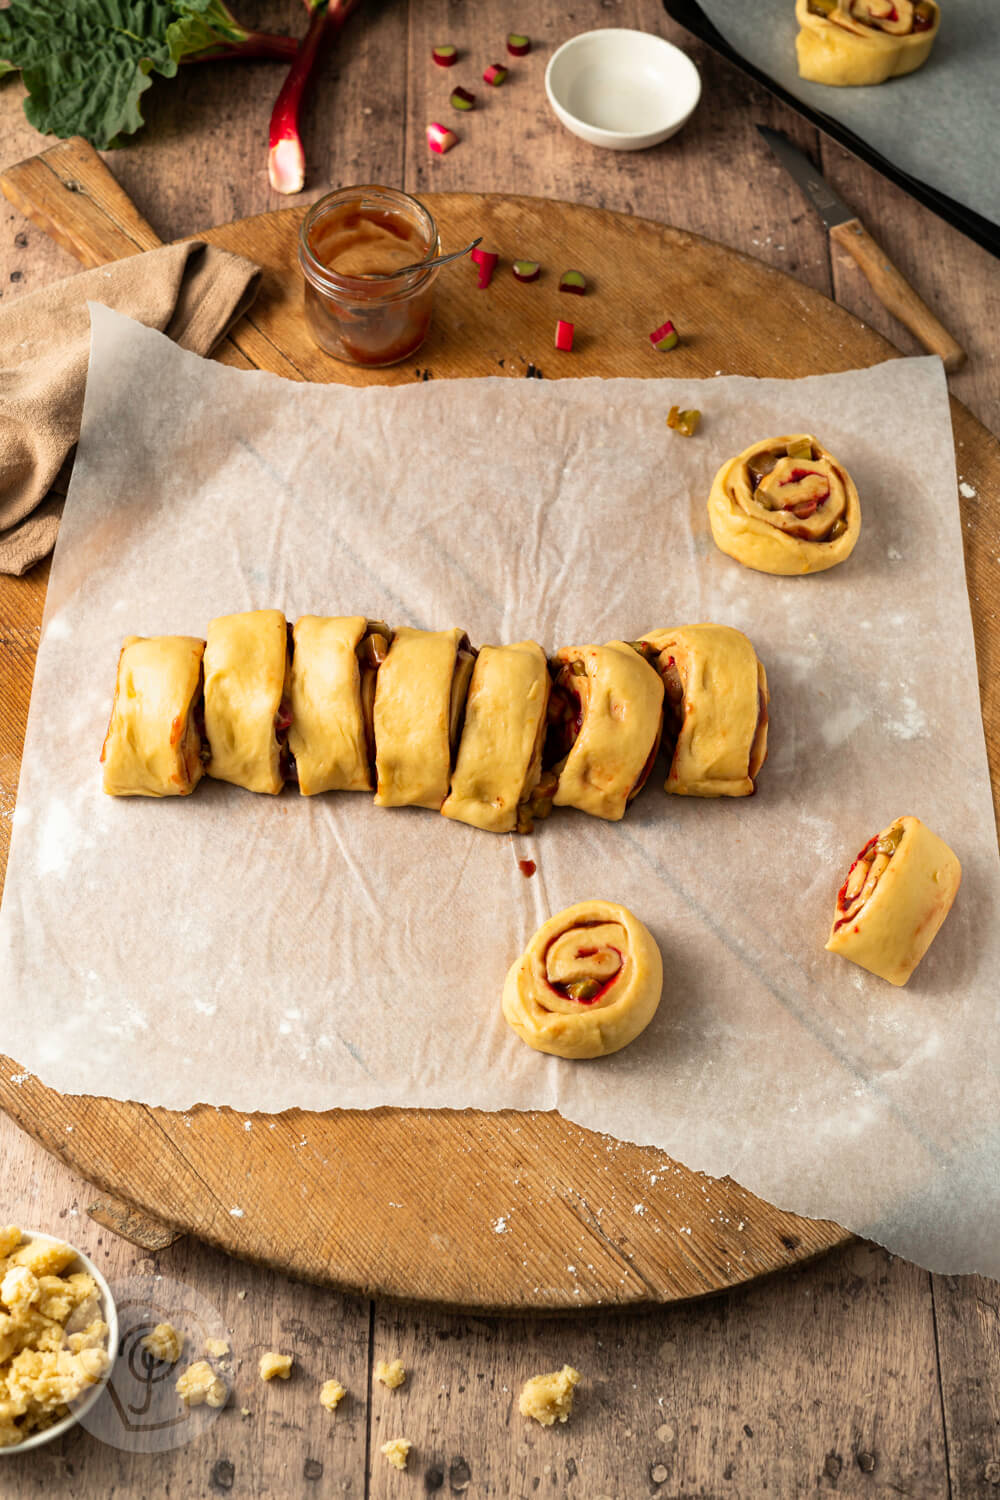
[
  {"xmin": 638, "ymin": 625, "xmax": 769, "ymax": 797},
  {"xmin": 441, "ymin": 641, "xmax": 553, "ymax": 833},
  {"xmin": 288, "ymin": 616, "xmax": 391, "ymax": 795},
  {"xmin": 825, "ymin": 815, "xmax": 961, "ymax": 986},
  {"xmin": 502, "ymin": 900, "xmax": 663, "ymax": 1059},
  {"xmin": 547, "ymin": 642, "xmax": 664, "ymax": 821},
  {"xmin": 204, "ymin": 609, "xmax": 290, "ymax": 794},
  {"xmin": 374, "ymin": 626, "xmax": 476, "ymax": 809},
  {"xmin": 101, "ymin": 635, "xmax": 206, "ymax": 797},
  {"xmin": 708, "ymin": 433, "xmax": 861, "ymax": 576},
  {"xmin": 795, "ymin": 0, "xmax": 940, "ymax": 86}
]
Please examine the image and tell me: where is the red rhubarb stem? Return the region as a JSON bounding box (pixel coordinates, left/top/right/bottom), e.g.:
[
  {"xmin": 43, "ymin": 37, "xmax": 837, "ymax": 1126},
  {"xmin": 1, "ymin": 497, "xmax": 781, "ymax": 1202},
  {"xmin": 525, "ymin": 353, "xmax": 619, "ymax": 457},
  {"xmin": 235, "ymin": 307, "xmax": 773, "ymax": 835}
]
[{"xmin": 268, "ymin": 0, "xmax": 361, "ymax": 195}]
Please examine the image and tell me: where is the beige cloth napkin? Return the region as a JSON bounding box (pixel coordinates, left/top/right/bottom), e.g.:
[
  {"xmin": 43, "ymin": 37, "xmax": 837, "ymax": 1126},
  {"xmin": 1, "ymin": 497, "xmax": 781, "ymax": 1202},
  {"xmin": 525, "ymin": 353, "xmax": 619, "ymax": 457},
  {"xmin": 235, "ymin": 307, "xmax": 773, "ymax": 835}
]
[{"xmin": 0, "ymin": 241, "xmax": 261, "ymax": 575}]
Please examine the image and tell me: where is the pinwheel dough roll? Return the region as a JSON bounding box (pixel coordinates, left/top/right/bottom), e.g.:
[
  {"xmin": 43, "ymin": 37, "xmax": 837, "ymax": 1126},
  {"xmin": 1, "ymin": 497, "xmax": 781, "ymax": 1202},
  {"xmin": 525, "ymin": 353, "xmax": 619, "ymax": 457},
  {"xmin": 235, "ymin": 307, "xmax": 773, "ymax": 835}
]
[
  {"xmin": 288, "ymin": 616, "xmax": 391, "ymax": 795},
  {"xmin": 825, "ymin": 815, "xmax": 961, "ymax": 986},
  {"xmin": 708, "ymin": 433, "xmax": 861, "ymax": 576},
  {"xmin": 204, "ymin": 609, "xmax": 290, "ymax": 794},
  {"xmin": 548, "ymin": 643, "xmax": 664, "ymax": 821},
  {"xmin": 502, "ymin": 901, "xmax": 663, "ymax": 1059},
  {"xmin": 441, "ymin": 641, "xmax": 553, "ymax": 833},
  {"xmin": 639, "ymin": 625, "xmax": 769, "ymax": 797},
  {"xmin": 374, "ymin": 626, "xmax": 476, "ymax": 809},
  {"xmin": 795, "ymin": 0, "xmax": 940, "ymax": 87},
  {"xmin": 102, "ymin": 635, "xmax": 206, "ymax": 797}
]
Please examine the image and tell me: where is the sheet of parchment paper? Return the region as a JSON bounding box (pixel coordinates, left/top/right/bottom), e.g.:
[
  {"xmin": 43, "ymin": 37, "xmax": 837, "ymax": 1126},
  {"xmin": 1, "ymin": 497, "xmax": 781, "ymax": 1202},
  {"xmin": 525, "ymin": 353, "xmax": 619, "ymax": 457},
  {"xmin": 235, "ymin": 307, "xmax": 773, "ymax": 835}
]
[
  {"xmin": 2, "ymin": 306, "xmax": 999, "ymax": 1275},
  {"xmin": 694, "ymin": 0, "xmax": 1000, "ymax": 230}
]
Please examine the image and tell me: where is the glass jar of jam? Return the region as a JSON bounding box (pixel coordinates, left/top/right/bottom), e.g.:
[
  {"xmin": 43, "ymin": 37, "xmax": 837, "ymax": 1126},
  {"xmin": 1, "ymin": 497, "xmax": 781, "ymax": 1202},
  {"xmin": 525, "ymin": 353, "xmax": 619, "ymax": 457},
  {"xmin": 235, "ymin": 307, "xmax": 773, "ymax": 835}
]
[{"xmin": 298, "ymin": 186, "xmax": 441, "ymax": 367}]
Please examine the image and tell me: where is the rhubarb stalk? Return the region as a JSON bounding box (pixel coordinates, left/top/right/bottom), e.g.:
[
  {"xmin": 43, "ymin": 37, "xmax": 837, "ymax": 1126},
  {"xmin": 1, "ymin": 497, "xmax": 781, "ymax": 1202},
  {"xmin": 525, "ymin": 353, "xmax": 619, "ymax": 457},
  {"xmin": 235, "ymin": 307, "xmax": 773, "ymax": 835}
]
[{"xmin": 269, "ymin": 0, "xmax": 361, "ymax": 195}]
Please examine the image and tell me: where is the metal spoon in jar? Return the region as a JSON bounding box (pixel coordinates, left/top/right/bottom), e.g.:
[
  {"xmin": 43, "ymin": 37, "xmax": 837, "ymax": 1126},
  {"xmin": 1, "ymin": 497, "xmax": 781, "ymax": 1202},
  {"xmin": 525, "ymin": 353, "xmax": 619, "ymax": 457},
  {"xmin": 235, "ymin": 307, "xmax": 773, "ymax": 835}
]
[{"xmin": 389, "ymin": 236, "xmax": 483, "ymax": 277}]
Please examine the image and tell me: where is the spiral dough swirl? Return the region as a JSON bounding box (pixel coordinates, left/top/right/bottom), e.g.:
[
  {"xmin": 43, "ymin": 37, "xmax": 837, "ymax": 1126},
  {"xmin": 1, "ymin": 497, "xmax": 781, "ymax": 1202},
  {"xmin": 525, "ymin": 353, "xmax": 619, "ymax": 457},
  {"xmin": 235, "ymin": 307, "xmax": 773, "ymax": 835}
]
[{"xmin": 502, "ymin": 901, "xmax": 663, "ymax": 1059}]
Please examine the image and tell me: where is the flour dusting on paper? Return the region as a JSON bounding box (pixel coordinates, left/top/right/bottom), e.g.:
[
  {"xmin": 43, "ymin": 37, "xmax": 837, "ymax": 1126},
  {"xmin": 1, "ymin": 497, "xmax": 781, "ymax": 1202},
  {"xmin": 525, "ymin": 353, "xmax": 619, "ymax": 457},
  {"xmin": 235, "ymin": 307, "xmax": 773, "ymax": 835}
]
[{"xmin": 1, "ymin": 308, "xmax": 999, "ymax": 1275}]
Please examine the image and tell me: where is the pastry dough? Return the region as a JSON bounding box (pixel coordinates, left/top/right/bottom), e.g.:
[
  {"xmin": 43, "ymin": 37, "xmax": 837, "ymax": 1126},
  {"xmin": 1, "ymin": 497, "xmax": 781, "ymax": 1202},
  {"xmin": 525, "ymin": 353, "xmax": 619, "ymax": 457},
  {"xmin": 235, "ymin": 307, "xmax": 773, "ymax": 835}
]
[
  {"xmin": 708, "ymin": 433, "xmax": 861, "ymax": 576},
  {"xmin": 549, "ymin": 643, "xmax": 664, "ymax": 821},
  {"xmin": 204, "ymin": 610, "xmax": 289, "ymax": 794},
  {"xmin": 441, "ymin": 641, "xmax": 552, "ymax": 833},
  {"xmin": 288, "ymin": 616, "xmax": 390, "ymax": 794},
  {"xmin": 101, "ymin": 635, "xmax": 206, "ymax": 797},
  {"xmin": 825, "ymin": 815, "xmax": 961, "ymax": 985},
  {"xmin": 795, "ymin": 0, "xmax": 940, "ymax": 87},
  {"xmin": 502, "ymin": 900, "xmax": 663, "ymax": 1059},
  {"xmin": 374, "ymin": 626, "xmax": 475, "ymax": 809},
  {"xmin": 639, "ymin": 625, "xmax": 769, "ymax": 797}
]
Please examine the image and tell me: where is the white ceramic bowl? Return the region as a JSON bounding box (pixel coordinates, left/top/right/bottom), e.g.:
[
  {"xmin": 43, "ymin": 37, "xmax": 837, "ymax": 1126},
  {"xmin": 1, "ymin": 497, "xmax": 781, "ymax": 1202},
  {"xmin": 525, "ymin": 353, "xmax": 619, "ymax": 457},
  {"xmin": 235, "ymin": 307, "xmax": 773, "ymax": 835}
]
[
  {"xmin": 545, "ymin": 28, "xmax": 701, "ymax": 151},
  {"xmin": 0, "ymin": 1231, "xmax": 118, "ymax": 1455}
]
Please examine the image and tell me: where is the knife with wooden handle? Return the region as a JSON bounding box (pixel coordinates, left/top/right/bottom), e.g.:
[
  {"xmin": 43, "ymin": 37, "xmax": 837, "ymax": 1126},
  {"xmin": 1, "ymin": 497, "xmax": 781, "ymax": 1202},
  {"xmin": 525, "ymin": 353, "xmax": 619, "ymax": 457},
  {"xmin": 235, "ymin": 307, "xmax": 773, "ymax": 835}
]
[{"xmin": 757, "ymin": 126, "xmax": 966, "ymax": 373}]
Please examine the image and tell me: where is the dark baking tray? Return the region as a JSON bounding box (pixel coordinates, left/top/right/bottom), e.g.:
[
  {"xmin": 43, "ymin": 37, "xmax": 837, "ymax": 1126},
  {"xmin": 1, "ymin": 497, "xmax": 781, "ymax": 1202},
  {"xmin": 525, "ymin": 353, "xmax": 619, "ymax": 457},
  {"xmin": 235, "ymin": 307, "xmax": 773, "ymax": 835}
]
[{"xmin": 663, "ymin": 0, "xmax": 1000, "ymax": 257}]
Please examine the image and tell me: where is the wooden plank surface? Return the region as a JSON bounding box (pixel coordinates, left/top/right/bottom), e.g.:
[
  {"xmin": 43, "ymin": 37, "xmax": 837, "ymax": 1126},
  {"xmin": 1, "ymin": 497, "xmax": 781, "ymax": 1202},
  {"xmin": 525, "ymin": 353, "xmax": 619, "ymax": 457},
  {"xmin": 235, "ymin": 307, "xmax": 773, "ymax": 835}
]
[{"xmin": 1, "ymin": 0, "xmax": 998, "ymax": 1493}]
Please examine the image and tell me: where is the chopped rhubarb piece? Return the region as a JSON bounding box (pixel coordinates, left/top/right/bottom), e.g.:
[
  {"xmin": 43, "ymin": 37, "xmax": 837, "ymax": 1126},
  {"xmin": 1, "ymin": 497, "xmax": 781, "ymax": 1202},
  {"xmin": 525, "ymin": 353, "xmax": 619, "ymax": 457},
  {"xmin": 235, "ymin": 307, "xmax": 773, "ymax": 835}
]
[
  {"xmin": 559, "ymin": 269, "xmax": 587, "ymax": 295},
  {"xmin": 470, "ymin": 246, "xmax": 498, "ymax": 288},
  {"xmin": 483, "ymin": 62, "xmax": 508, "ymax": 85},
  {"xmin": 433, "ymin": 44, "xmax": 459, "ymax": 66},
  {"xmin": 427, "ymin": 122, "xmax": 458, "ymax": 155},
  {"xmin": 450, "ymin": 85, "xmax": 476, "ymax": 111},
  {"xmin": 512, "ymin": 259, "xmax": 541, "ymax": 282},
  {"xmin": 666, "ymin": 405, "xmax": 701, "ymax": 438},
  {"xmin": 507, "ymin": 33, "xmax": 531, "ymax": 56},
  {"xmin": 555, "ymin": 319, "xmax": 574, "ymax": 352},
  {"xmin": 649, "ymin": 319, "xmax": 679, "ymax": 351}
]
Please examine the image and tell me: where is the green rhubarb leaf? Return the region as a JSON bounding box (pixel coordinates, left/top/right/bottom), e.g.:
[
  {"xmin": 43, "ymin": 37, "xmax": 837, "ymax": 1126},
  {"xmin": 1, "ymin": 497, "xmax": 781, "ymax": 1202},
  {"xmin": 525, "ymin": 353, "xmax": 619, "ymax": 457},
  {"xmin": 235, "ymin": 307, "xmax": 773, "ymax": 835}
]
[
  {"xmin": 168, "ymin": 0, "xmax": 256, "ymax": 57},
  {"xmin": 0, "ymin": 0, "xmax": 246, "ymax": 149}
]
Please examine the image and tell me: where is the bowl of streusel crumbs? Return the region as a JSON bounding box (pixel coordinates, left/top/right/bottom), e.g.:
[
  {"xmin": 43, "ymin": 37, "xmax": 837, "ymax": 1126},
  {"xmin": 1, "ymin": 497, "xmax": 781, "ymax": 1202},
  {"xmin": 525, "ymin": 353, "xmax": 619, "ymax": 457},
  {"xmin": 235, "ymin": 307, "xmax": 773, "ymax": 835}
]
[{"xmin": 0, "ymin": 1226, "xmax": 117, "ymax": 1452}]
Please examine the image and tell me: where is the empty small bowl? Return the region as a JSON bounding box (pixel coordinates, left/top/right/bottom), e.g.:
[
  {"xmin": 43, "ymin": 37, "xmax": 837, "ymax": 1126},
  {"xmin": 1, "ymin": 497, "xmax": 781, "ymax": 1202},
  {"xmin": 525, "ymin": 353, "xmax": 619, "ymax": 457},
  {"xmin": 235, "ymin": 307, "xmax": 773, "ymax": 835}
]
[
  {"xmin": 545, "ymin": 28, "xmax": 701, "ymax": 151},
  {"xmin": 0, "ymin": 1231, "xmax": 118, "ymax": 1455}
]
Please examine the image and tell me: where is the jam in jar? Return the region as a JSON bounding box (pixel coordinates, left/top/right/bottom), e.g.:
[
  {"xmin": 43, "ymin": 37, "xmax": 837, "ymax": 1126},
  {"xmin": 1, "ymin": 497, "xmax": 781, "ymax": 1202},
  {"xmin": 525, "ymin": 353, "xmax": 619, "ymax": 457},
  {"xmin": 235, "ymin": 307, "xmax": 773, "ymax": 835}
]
[{"xmin": 298, "ymin": 186, "xmax": 440, "ymax": 367}]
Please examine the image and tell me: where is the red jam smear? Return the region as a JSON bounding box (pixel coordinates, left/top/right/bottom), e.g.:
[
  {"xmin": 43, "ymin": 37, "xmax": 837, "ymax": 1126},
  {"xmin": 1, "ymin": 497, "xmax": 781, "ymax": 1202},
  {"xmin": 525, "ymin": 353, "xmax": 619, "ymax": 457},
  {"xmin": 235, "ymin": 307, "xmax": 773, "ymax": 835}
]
[
  {"xmin": 833, "ymin": 834, "xmax": 878, "ymax": 930},
  {"xmin": 518, "ymin": 859, "xmax": 536, "ymax": 878},
  {"xmin": 542, "ymin": 941, "xmax": 624, "ymax": 1006}
]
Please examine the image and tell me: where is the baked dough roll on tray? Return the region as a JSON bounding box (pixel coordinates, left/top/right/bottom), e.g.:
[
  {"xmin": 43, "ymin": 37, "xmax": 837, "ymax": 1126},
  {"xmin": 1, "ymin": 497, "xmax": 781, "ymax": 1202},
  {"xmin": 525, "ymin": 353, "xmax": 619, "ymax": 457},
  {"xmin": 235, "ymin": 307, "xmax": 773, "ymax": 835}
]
[
  {"xmin": 638, "ymin": 625, "xmax": 769, "ymax": 798},
  {"xmin": 288, "ymin": 616, "xmax": 391, "ymax": 795},
  {"xmin": 502, "ymin": 901, "xmax": 663, "ymax": 1059},
  {"xmin": 826, "ymin": 815, "xmax": 961, "ymax": 986},
  {"xmin": 204, "ymin": 609, "xmax": 290, "ymax": 795},
  {"xmin": 102, "ymin": 635, "xmax": 206, "ymax": 797},
  {"xmin": 795, "ymin": 0, "xmax": 940, "ymax": 87},
  {"xmin": 708, "ymin": 433, "xmax": 861, "ymax": 576},
  {"xmin": 374, "ymin": 626, "xmax": 476, "ymax": 809},
  {"xmin": 546, "ymin": 643, "xmax": 664, "ymax": 821},
  {"xmin": 441, "ymin": 641, "xmax": 553, "ymax": 833}
]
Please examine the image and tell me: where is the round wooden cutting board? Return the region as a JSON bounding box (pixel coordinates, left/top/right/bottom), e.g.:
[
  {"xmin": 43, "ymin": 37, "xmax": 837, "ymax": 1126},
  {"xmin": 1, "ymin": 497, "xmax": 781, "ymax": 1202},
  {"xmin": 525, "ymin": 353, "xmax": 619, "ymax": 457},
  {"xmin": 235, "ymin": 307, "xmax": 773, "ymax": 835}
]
[{"xmin": 1, "ymin": 140, "xmax": 997, "ymax": 1312}]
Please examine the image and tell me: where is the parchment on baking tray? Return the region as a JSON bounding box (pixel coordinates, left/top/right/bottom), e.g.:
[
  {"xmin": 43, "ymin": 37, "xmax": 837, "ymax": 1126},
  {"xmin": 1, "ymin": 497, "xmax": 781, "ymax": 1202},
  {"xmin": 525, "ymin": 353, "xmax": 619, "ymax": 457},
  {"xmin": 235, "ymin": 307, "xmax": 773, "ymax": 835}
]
[
  {"xmin": 2, "ymin": 307, "xmax": 999, "ymax": 1275},
  {"xmin": 693, "ymin": 0, "xmax": 1000, "ymax": 230}
]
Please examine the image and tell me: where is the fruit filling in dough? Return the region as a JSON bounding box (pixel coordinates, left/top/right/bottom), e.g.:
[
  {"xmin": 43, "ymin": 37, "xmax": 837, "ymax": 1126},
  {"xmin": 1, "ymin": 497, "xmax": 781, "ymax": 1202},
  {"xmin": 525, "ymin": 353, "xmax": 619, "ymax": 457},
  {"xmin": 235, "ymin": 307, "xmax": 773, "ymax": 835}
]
[
  {"xmin": 795, "ymin": 0, "xmax": 940, "ymax": 86},
  {"xmin": 441, "ymin": 641, "xmax": 553, "ymax": 833},
  {"xmin": 373, "ymin": 626, "xmax": 476, "ymax": 809},
  {"xmin": 825, "ymin": 815, "xmax": 961, "ymax": 986},
  {"xmin": 547, "ymin": 642, "xmax": 664, "ymax": 821},
  {"xmin": 502, "ymin": 900, "xmax": 663, "ymax": 1059},
  {"xmin": 638, "ymin": 625, "xmax": 769, "ymax": 797},
  {"xmin": 204, "ymin": 610, "xmax": 290, "ymax": 794},
  {"xmin": 288, "ymin": 616, "xmax": 391, "ymax": 795},
  {"xmin": 708, "ymin": 433, "xmax": 861, "ymax": 576},
  {"xmin": 101, "ymin": 635, "xmax": 206, "ymax": 797}
]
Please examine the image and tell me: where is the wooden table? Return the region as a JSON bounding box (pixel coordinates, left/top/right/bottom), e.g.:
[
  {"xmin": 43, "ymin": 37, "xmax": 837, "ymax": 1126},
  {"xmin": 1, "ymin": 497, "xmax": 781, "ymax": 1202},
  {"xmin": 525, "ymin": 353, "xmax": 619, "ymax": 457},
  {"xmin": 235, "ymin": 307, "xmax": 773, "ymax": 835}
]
[{"xmin": 1, "ymin": 3, "xmax": 997, "ymax": 1494}]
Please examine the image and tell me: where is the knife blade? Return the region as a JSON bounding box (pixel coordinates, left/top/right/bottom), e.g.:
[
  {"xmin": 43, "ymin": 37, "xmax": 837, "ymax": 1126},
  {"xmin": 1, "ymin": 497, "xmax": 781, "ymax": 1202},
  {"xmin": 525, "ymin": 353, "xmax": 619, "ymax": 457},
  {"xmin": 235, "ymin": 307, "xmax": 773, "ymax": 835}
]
[{"xmin": 756, "ymin": 126, "xmax": 966, "ymax": 372}]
